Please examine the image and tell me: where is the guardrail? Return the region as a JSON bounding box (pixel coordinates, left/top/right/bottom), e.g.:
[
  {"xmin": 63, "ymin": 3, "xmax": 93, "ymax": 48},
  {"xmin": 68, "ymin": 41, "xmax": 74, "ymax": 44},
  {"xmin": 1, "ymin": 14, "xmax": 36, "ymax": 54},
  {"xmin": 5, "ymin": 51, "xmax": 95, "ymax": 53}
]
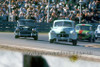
[
  {"xmin": 36, "ymin": 23, "xmax": 52, "ymax": 32},
  {"xmin": 0, "ymin": 22, "xmax": 16, "ymax": 32},
  {"xmin": 0, "ymin": 21, "xmax": 52, "ymax": 32}
]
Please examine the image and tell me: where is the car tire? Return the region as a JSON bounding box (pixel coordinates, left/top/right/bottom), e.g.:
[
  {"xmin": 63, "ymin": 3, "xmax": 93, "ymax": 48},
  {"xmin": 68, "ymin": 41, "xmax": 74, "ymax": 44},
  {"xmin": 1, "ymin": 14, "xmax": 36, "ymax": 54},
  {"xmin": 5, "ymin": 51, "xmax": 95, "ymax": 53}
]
[
  {"xmin": 89, "ymin": 37, "xmax": 92, "ymax": 42},
  {"xmin": 95, "ymin": 37, "xmax": 97, "ymax": 40},
  {"xmin": 15, "ymin": 35, "xmax": 19, "ymax": 38},
  {"xmin": 92, "ymin": 37, "xmax": 95, "ymax": 42},
  {"xmin": 89, "ymin": 37, "xmax": 95, "ymax": 42},
  {"xmin": 34, "ymin": 35, "xmax": 38, "ymax": 40},
  {"xmin": 50, "ymin": 39, "xmax": 54, "ymax": 43},
  {"xmin": 72, "ymin": 40, "xmax": 77, "ymax": 46}
]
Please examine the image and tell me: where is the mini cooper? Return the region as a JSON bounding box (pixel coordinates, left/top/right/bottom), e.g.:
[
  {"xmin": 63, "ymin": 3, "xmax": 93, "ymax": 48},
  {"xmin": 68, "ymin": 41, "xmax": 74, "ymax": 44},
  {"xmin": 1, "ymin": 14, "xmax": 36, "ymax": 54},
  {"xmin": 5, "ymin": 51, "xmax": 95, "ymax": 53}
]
[
  {"xmin": 14, "ymin": 19, "xmax": 38, "ymax": 40},
  {"xmin": 49, "ymin": 20, "xmax": 77, "ymax": 46},
  {"xmin": 95, "ymin": 25, "xmax": 100, "ymax": 39},
  {"xmin": 75, "ymin": 24, "xmax": 95, "ymax": 42}
]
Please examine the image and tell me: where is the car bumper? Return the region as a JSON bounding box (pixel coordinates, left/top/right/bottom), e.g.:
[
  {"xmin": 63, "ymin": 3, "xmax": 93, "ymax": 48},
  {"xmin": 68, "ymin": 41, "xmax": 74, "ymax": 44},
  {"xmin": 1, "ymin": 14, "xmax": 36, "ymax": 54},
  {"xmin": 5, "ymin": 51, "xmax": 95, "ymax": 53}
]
[
  {"xmin": 78, "ymin": 34, "xmax": 91, "ymax": 40},
  {"xmin": 95, "ymin": 33, "xmax": 100, "ymax": 38},
  {"xmin": 95, "ymin": 36, "xmax": 100, "ymax": 38},
  {"xmin": 56, "ymin": 37, "xmax": 73, "ymax": 41},
  {"xmin": 15, "ymin": 33, "xmax": 37, "ymax": 37}
]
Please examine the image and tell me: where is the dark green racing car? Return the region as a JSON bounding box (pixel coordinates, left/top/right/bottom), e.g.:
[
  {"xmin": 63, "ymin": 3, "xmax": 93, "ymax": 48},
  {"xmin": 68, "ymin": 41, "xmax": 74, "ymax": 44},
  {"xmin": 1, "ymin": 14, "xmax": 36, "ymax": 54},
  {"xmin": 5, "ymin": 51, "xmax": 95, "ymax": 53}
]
[{"xmin": 75, "ymin": 24, "xmax": 95, "ymax": 42}]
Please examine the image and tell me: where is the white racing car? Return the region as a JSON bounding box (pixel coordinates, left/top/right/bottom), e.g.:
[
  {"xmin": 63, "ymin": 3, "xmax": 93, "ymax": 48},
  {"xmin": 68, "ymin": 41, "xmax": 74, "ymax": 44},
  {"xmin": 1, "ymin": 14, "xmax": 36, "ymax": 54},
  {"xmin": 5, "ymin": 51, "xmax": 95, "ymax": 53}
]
[
  {"xmin": 48, "ymin": 20, "xmax": 77, "ymax": 46},
  {"xmin": 95, "ymin": 25, "xmax": 100, "ymax": 39}
]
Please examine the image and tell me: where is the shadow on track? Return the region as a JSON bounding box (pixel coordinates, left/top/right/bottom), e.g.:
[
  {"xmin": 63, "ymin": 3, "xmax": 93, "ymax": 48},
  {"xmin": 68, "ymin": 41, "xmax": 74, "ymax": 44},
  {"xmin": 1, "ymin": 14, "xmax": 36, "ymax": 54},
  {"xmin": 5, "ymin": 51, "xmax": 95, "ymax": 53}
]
[{"xmin": 15, "ymin": 37, "xmax": 100, "ymax": 48}]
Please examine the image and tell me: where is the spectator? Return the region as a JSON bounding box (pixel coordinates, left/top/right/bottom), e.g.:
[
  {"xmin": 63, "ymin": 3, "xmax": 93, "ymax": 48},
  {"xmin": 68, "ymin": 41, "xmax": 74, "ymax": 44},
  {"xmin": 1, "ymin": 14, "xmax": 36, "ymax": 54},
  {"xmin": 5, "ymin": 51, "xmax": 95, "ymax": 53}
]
[
  {"xmin": 0, "ymin": 0, "xmax": 98, "ymax": 23},
  {"xmin": 88, "ymin": 2, "xmax": 92, "ymax": 12}
]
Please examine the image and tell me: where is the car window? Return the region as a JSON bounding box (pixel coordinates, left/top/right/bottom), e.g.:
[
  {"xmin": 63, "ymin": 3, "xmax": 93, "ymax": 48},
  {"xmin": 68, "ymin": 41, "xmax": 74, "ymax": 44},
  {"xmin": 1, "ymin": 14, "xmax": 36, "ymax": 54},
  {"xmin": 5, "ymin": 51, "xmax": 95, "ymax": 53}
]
[
  {"xmin": 54, "ymin": 21, "xmax": 72, "ymax": 27},
  {"xmin": 64, "ymin": 22, "xmax": 72, "ymax": 27},
  {"xmin": 54, "ymin": 22, "xmax": 63, "ymax": 27},
  {"xmin": 98, "ymin": 26, "xmax": 100, "ymax": 30},
  {"xmin": 80, "ymin": 26, "xmax": 92, "ymax": 30},
  {"xmin": 18, "ymin": 20, "xmax": 35, "ymax": 27}
]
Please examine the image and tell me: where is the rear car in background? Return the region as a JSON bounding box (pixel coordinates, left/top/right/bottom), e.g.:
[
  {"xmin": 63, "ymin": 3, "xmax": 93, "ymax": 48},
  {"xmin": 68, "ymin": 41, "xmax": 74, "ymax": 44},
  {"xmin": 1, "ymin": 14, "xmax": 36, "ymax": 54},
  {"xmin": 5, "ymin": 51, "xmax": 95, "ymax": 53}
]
[
  {"xmin": 75, "ymin": 24, "xmax": 95, "ymax": 42},
  {"xmin": 14, "ymin": 19, "xmax": 38, "ymax": 40},
  {"xmin": 95, "ymin": 25, "xmax": 100, "ymax": 39}
]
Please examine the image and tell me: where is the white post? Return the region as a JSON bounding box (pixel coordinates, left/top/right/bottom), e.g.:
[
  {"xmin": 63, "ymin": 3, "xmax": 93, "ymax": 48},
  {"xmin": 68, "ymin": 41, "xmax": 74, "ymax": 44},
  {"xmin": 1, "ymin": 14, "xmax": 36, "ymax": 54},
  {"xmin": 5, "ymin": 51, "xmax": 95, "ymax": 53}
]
[
  {"xmin": 47, "ymin": 0, "xmax": 49, "ymax": 23},
  {"xmin": 79, "ymin": 0, "xmax": 82, "ymax": 23},
  {"xmin": 8, "ymin": 0, "xmax": 11, "ymax": 21}
]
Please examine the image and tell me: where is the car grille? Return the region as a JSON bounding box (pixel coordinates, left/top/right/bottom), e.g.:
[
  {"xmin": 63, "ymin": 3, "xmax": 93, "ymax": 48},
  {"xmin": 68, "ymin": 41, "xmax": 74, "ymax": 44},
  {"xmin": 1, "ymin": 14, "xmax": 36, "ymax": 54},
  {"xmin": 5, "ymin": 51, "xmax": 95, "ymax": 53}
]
[
  {"xmin": 20, "ymin": 31, "xmax": 31, "ymax": 34},
  {"xmin": 57, "ymin": 33, "xmax": 69, "ymax": 37},
  {"xmin": 78, "ymin": 34, "xmax": 86, "ymax": 37},
  {"xmin": 97, "ymin": 33, "xmax": 100, "ymax": 36},
  {"xmin": 23, "ymin": 28, "xmax": 32, "ymax": 31},
  {"xmin": 20, "ymin": 28, "xmax": 32, "ymax": 31}
]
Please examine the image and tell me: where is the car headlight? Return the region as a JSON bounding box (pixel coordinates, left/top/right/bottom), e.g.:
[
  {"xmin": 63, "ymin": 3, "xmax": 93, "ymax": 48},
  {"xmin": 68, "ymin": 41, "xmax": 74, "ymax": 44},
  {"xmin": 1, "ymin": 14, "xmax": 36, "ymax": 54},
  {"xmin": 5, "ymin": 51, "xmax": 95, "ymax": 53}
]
[
  {"xmin": 16, "ymin": 28, "xmax": 20, "ymax": 32},
  {"xmin": 51, "ymin": 31, "xmax": 55, "ymax": 35},
  {"xmin": 86, "ymin": 32, "xmax": 90, "ymax": 35},
  {"xmin": 72, "ymin": 32, "xmax": 76, "ymax": 35},
  {"xmin": 70, "ymin": 31, "xmax": 76, "ymax": 35},
  {"xmin": 32, "ymin": 28, "xmax": 36, "ymax": 32}
]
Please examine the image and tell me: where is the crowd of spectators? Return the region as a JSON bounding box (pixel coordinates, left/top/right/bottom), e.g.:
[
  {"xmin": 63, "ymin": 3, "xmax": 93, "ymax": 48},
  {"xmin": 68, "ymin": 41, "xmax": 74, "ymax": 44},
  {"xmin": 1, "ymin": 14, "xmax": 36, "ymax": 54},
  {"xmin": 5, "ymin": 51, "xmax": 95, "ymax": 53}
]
[{"xmin": 0, "ymin": 0, "xmax": 99, "ymax": 23}]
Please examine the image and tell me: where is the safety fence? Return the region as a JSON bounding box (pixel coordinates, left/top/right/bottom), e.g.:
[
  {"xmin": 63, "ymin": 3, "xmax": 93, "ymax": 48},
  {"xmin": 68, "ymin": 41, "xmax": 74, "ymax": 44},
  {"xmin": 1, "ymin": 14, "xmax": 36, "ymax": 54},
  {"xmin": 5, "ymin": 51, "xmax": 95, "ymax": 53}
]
[
  {"xmin": 0, "ymin": 21, "xmax": 52, "ymax": 32},
  {"xmin": 0, "ymin": 21, "xmax": 99, "ymax": 32}
]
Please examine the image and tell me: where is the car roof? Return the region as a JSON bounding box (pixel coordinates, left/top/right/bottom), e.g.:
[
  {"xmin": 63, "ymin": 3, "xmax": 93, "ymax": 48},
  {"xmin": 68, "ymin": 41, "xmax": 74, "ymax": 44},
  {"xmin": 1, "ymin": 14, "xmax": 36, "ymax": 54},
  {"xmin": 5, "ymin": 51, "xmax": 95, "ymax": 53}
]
[
  {"xmin": 76, "ymin": 24, "xmax": 92, "ymax": 26},
  {"xmin": 54, "ymin": 20, "xmax": 74, "ymax": 23}
]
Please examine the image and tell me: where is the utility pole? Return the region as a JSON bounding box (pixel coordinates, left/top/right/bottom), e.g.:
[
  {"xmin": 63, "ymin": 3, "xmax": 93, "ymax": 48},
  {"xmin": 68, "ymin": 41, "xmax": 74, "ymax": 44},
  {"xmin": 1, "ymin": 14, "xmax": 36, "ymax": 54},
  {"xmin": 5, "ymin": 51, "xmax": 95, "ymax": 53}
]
[
  {"xmin": 8, "ymin": 0, "xmax": 11, "ymax": 21},
  {"xmin": 47, "ymin": 0, "xmax": 49, "ymax": 23},
  {"xmin": 79, "ymin": 0, "xmax": 84, "ymax": 23},
  {"xmin": 79, "ymin": 0, "xmax": 82, "ymax": 23}
]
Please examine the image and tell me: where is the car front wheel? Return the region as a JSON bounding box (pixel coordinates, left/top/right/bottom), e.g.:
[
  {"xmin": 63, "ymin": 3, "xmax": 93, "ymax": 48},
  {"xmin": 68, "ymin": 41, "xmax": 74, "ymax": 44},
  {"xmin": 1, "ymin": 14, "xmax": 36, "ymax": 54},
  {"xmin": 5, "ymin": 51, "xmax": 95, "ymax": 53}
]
[
  {"xmin": 92, "ymin": 37, "xmax": 95, "ymax": 42},
  {"xmin": 89, "ymin": 37, "xmax": 95, "ymax": 42},
  {"xmin": 15, "ymin": 35, "xmax": 19, "ymax": 38},
  {"xmin": 34, "ymin": 35, "xmax": 38, "ymax": 40},
  {"xmin": 50, "ymin": 39, "xmax": 54, "ymax": 43},
  {"xmin": 72, "ymin": 40, "xmax": 77, "ymax": 46},
  {"xmin": 95, "ymin": 37, "xmax": 97, "ymax": 40}
]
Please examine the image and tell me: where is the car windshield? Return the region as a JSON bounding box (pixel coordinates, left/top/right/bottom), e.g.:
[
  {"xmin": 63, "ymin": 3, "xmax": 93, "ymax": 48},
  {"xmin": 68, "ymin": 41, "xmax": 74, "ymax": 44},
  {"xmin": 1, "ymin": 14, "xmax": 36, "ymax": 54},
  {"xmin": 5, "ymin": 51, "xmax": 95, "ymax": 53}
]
[
  {"xmin": 54, "ymin": 21, "xmax": 72, "ymax": 27},
  {"xmin": 98, "ymin": 26, "xmax": 100, "ymax": 30},
  {"xmin": 18, "ymin": 20, "xmax": 35, "ymax": 27},
  {"xmin": 76, "ymin": 26, "xmax": 92, "ymax": 30}
]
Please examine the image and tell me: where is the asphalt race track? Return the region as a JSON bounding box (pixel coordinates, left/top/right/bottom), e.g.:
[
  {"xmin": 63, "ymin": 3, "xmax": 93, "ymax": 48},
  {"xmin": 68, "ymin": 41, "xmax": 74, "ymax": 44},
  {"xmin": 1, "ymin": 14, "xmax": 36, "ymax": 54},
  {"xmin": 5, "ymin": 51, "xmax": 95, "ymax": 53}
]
[{"xmin": 0, "ymin": 32, "xmax": 100, "ymax": 56}]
